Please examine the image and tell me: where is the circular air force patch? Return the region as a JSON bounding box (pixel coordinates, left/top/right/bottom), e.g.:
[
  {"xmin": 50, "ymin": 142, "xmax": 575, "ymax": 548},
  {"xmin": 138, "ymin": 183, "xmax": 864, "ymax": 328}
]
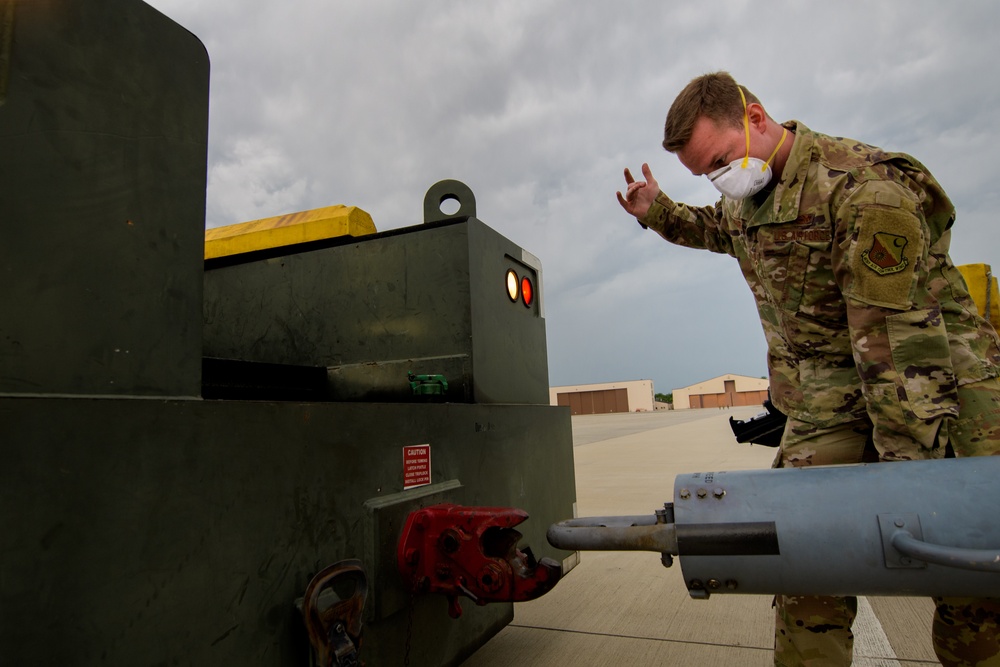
[{"xmin": 862, "ymin": 232, "xmax": 909, "ymax": 275}]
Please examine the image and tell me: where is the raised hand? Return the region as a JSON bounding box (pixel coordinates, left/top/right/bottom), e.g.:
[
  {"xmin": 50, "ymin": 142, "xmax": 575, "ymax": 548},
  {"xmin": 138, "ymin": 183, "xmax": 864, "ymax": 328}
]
[{"xmin": 616, "ymin": 163, "xmax": 660, "ymax": 220}]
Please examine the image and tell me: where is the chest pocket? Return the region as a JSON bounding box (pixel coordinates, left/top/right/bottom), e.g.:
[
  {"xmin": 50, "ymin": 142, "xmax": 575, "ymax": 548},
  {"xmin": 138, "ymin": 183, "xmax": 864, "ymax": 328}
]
[{"xmin": 747, "ymin": 220, "xmax": 832, "ymax": 314}]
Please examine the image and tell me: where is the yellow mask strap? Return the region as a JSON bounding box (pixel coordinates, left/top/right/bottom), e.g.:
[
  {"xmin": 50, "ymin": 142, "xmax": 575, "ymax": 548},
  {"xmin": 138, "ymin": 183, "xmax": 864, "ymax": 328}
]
[
  {"xmin": 739, "ymin": 87, "xmax": 750, "ymax": 169},
  {"xmin": 763, "ymin": 128, "xmax": 788, "ymax": 173},
  {"xmin": 738, "ymin": 85, "xmax": 787, "ymax": 173}
]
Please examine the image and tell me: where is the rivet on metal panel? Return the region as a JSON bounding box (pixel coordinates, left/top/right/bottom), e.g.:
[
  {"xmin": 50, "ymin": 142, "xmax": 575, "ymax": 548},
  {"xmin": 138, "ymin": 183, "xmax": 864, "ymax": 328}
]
[
  {"xmin": 713, "ymin": 488, "xmax": 726, "ymax": 499},
  {"xmin": 707, "ymin": 579, "xmax": 722, "ymax": 590},
  {"xmin": 726, "ymin": 580, "xmax": 738, "ymax": 590},
  {"xmin": 696, "ymin": 488, "xmax": 708, "ymax": 499},
  {"xmin": 679, "ymin": 489, "xmax": 690, "ymax": 500}
]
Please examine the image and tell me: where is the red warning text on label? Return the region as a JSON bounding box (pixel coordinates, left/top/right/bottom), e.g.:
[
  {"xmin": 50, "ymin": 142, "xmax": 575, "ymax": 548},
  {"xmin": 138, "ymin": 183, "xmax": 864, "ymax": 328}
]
[{"xmin": 403, "ymin": 444, "xmax": 431, "ymax": 490}]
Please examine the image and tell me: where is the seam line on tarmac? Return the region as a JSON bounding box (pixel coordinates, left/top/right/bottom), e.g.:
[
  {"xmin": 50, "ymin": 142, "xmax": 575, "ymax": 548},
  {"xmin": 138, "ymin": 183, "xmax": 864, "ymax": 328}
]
[
  {"xmin": 506, "ymin": 624, "xmax": 940, "ymax": 664},
  {"xmin": 507, "ymin": 623, "xmax": 772, "ymax": 653}
]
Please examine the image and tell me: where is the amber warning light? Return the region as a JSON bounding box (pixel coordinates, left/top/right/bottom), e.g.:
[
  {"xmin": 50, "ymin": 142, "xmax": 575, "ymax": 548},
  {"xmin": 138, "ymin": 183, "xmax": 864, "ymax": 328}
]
[{"xmin": 505, "ymin": 269, "xmax": 534, "ymax": 308}]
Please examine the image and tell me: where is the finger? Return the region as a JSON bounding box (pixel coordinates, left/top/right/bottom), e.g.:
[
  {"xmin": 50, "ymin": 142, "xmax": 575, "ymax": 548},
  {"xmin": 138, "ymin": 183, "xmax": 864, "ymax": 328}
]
[
  {"xmin": 623, "ymin": 168, "xmax": 635, "ymax": 185},
  {"xmin": 641, "ymin": 162, "xmax": 654, "ymax": 183},
  {"xmin": 616, "ymin": 191, "xmax": 629, "ymax": 209}
]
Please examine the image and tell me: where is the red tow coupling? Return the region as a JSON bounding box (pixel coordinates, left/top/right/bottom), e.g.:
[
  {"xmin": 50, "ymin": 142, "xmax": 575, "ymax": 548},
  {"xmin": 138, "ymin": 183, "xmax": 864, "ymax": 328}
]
[{"xmin": 397, "ymin": 503, "xmax": 562, "ymax": 619}]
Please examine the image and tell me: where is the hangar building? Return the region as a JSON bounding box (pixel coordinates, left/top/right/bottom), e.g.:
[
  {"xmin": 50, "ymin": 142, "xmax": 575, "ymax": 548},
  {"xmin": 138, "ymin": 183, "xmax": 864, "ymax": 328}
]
[
  {"xmin": 672, "ymin": 374, "xmax": 769, "ymax": 410},
  {"xmin": 549, "ymin": 380, "xmax": 654, "ymax": 415}
]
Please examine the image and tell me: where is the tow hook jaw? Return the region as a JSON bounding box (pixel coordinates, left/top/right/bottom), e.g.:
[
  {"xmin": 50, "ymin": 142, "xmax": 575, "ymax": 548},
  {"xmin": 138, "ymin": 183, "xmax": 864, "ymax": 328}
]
[{"xmin": 397, "ymin": 503, "xmax": 562, "ymax": 618}]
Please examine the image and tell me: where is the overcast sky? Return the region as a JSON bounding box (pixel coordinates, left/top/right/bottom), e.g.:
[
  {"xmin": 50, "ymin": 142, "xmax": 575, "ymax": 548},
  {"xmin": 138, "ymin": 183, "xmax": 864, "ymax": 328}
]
[{"xmin": 146, "ymin": 0, "xmax": 1000, "ymax": 396}]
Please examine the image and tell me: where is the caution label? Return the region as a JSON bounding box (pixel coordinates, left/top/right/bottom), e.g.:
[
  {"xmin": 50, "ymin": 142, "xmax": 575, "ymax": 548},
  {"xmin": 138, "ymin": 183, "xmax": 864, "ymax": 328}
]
[{"xmin": 403, "ymin": 444, "xmax": 431, "ymax": 490}]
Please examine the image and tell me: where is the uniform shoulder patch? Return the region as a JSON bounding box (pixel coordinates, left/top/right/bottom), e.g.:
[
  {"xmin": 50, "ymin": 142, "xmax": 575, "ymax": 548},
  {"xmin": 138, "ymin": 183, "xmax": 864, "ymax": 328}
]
[{"xmin": 848, "ymin": 204, "xmax": 922, "ymax": 309}]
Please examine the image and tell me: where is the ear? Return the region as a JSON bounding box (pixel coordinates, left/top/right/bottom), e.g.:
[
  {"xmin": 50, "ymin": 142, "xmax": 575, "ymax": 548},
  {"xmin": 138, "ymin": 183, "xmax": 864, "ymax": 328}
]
[{"xmin": 746, "ymin": 103, "xmax": 768, "ymax": 133}]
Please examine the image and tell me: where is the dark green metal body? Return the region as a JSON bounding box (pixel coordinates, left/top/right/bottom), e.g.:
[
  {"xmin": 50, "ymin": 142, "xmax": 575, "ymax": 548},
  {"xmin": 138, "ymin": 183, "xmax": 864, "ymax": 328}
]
[
  {"xmin": 0, "ymin": 2, "xmax": 576, "ymax": 665},
  {"xmin": 2, "ymin": 398, "xmax": 573, "ymax": 665},
  {"xmin": 0, "ymin": 0, "xmax": 208, "ymax": 398},
  {"xmin": 204, "ymin": 217, "xmax": 550, "ymax": 405}
]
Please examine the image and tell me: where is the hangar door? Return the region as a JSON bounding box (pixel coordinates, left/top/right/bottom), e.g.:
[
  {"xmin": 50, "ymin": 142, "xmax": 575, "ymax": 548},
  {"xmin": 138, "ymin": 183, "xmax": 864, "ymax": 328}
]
[
  {"xmin": 557, "ymin": 388, "xmax": 629, "ymax": 416},
  {"xmin": 689, "ymin": 380, "xmax": 769, "ymax": 409}
]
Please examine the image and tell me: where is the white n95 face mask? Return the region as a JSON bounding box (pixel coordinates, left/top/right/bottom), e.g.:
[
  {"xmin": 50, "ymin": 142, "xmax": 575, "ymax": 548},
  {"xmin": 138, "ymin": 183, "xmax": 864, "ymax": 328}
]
[
  {"xmin": 707, "ymin": 87, "xmax": 786, "ymax": 200},
  {"xmin": 708, "ymin": 157, "xmax": 774, "ymax": 200}
]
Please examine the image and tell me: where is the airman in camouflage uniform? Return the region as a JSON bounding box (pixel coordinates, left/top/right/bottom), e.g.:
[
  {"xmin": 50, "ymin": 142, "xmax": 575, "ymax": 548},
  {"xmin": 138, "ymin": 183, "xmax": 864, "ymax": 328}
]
[{"xmin": 618, "ymin": 71, "xmax": 1000, "ymax": 666}]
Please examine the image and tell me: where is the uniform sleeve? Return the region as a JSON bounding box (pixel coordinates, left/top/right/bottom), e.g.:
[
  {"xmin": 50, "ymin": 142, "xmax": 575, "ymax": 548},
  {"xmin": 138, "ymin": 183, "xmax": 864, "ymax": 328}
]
[
  {"xmin": 832, "ymin": 180, "xmax": 958, "ymax": 460},
  {"xmin": 639, "ymin": 191, "xmax": 736, "ymax": 257}
]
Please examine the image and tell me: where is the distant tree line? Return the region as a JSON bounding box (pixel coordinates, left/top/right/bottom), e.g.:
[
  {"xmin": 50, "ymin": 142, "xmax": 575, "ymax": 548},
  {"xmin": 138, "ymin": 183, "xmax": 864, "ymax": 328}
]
[{"xmin": 655, "ymin": 392, "xmax": 672, "ymax": 404}]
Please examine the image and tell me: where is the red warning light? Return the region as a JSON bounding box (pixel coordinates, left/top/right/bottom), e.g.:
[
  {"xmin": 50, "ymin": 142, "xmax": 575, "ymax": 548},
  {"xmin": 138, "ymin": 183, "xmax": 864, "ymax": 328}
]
[
  {"xmin": 506, "ymin": 269, "xmax": 519, "ymax": 302},
  {"xmin": 520, "ymin": 276, "xmax": 533, "ymax": 307}
]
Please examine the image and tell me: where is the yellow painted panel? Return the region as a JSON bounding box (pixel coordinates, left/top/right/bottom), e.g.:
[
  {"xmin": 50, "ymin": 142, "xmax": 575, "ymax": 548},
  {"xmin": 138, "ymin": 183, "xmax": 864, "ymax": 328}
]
[
  {"xmin": 204, "ymin": 205, "xmax": 376, "ymax": 259},
  {"xmin": 957, "ymin": 263, "xmax": 1000, "ymax": 328}
]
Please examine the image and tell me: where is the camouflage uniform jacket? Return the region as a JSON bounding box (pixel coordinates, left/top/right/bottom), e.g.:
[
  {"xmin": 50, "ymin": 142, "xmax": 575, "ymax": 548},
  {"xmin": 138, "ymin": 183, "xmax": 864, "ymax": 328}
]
[{"xmin": 640, "ymin": 121, "xmax": 1000, "ymax": 458}]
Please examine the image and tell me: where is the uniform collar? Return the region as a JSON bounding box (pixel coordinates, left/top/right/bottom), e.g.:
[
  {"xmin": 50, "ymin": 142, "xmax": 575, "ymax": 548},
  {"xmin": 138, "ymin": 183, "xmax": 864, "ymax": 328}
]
[
  {"xmin": 769, "ymin": 120, "xmax": 811, "ymax": 223},
  {"xmin": 733, "ymin": 120, "xmax": 811, "ymax": 225}
]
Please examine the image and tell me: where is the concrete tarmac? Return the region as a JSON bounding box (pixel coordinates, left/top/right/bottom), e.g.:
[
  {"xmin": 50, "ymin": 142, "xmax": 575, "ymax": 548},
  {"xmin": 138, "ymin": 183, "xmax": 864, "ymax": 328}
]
[{"xmin": 464, "ymin": 407, "xmax": 939, "ymax": 666}]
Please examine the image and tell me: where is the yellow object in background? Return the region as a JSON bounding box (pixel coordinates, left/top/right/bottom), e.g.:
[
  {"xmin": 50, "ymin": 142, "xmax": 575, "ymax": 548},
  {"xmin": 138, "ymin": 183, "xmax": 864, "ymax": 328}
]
[
  {"xmin": 204, "ymin": 205, "xmax": 376, "ymax": 260},
  {"xmin": 957, "ymin": 263, "xmax": 1000, "ymax": 329}
]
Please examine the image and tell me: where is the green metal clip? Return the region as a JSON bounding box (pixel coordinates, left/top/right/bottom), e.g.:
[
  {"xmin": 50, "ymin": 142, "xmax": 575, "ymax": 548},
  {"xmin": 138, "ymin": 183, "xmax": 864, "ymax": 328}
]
[{"xmin": 408, "ymin": 371, "xmax": 448, "ymax": 396}]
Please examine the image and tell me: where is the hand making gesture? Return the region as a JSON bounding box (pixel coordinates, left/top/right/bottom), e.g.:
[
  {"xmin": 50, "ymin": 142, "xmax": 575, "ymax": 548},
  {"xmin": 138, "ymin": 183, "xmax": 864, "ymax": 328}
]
[{"xmin": 616, "ymin": 162, "xmax": 660, "ymax": 220}]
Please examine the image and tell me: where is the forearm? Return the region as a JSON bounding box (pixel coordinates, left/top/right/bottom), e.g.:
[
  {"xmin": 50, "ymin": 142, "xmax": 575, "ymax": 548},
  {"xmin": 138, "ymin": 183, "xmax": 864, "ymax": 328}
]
[{"xmin": 639, "ymin": 192, "xmax": 735, "ymax": 256}]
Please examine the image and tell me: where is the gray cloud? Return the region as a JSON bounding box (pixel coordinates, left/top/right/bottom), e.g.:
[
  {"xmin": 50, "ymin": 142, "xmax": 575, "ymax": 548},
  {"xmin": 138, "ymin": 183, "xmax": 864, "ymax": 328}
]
[{"xmin": 147, "ymin": 0, "xmax": 1000, "ymax": 395}]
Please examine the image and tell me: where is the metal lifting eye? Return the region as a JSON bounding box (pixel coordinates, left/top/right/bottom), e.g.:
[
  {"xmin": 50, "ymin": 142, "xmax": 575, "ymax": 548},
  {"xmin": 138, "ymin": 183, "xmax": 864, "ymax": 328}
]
[{"xmin": 423, "ymin": 180, "xmax": 476, "ymax": 224}]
